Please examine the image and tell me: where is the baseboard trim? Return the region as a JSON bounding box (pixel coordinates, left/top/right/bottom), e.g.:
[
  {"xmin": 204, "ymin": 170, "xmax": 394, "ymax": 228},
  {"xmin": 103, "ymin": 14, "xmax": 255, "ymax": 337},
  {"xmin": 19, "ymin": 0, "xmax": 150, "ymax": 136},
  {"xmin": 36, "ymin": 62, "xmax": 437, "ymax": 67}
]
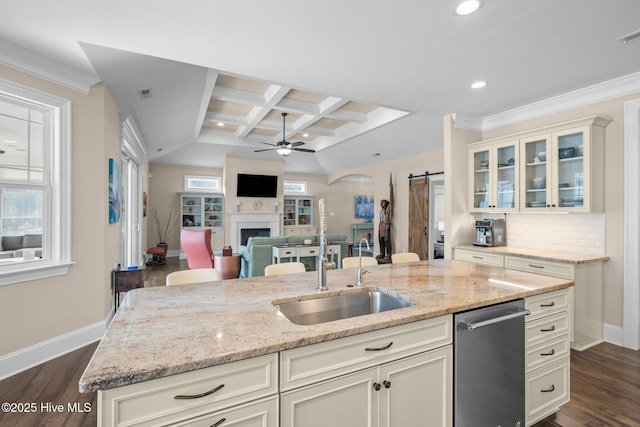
[
  {"xmin": 0, "ymin": 316, "xmax": 109, "ymax": 381},
  {"xmin": 603, "ymin": 323, "xmax": 624, "ymax": 347}
]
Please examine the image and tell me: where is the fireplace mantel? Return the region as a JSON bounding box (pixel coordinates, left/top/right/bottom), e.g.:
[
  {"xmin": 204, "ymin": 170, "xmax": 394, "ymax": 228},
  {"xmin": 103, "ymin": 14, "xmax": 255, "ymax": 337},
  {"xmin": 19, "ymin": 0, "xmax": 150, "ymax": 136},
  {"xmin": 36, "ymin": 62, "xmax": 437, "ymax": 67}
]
[{"xmin": 229, "ymin": 212, "xmax": 280, "ymax": 249}]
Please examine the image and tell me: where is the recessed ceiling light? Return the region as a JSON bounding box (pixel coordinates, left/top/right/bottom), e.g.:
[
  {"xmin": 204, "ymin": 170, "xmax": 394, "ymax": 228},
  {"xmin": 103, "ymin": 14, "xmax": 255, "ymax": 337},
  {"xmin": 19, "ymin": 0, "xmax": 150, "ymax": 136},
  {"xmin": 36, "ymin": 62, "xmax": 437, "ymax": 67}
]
[
  {"xmin": 303, "ymin": 133, "xmax": 309, "ymax": 138},
  {"xmin": 217, "ymin": 122, "xmax": 225, "ymax": 127},
  {"xmin": 471, "ymin": 80, "xmax": 488, "ymax": 89},
  {"xmin": 455, "ymin": 0, "xmax": 482, "ymax": 16}
]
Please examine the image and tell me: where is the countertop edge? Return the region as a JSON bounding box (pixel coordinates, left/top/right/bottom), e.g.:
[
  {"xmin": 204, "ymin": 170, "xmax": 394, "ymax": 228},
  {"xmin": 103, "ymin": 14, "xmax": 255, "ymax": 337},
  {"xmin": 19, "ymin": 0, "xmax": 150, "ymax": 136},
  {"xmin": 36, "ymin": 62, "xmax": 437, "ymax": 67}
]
[{"xmin": 454, "ymin": 245, "xmax": 609, "ymax": 264}]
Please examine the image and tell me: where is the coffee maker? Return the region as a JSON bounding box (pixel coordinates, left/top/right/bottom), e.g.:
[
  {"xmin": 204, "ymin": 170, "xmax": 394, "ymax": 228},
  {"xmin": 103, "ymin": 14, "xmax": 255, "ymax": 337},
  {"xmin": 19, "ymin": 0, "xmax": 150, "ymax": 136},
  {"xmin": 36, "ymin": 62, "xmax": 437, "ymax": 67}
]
[{"xmin": 473, "ymin": 219, "xmax": 506, "ymax": 247}]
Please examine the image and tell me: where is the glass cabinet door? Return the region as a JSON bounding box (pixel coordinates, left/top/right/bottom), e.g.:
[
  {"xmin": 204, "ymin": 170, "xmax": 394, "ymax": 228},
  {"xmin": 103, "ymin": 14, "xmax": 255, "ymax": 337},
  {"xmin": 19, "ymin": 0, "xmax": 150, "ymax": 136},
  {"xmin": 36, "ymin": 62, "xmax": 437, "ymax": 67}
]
[
  {"xmin": 521, "ymin": 135, "xmax": 551, "ymax": 211},
  {"xmin": 470, "ymin": 147, "xmax": 491, "ymax": 211},
  {"xmin": 554, "ymin": 129, "xmax": 585, "ymax": 210},
  {"xmin": 495, "ymin": 142, "xmax": 518, "ymax": 211}
]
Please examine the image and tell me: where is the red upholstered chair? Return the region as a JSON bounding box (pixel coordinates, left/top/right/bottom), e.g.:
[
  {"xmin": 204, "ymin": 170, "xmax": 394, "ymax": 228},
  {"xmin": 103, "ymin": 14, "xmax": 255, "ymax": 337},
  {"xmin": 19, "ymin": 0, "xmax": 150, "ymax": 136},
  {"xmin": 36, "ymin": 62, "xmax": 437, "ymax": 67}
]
[{"xmin": 180, "ymin": 229, "xmax": 215, "ymax": 269}]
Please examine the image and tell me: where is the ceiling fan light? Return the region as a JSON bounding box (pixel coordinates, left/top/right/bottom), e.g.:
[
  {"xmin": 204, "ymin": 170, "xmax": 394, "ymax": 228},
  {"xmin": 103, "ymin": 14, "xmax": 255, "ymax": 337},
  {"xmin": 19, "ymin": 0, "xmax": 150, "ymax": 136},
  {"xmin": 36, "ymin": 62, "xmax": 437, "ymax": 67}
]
[
  {"xmin": 455, "ymin": 0, "xmax": 482, "ymax": 16},
  {"xmin": 277, "ymin": 147, "xmax": 291, "ymax": 156}
]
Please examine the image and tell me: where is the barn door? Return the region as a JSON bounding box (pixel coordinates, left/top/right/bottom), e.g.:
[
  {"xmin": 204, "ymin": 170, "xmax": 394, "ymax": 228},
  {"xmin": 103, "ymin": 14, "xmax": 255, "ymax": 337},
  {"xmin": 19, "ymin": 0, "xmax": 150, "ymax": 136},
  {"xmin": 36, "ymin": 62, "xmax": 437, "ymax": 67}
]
[{"xmin": 409, "ymin": 176, "xmax": 429, "ymax": 259}]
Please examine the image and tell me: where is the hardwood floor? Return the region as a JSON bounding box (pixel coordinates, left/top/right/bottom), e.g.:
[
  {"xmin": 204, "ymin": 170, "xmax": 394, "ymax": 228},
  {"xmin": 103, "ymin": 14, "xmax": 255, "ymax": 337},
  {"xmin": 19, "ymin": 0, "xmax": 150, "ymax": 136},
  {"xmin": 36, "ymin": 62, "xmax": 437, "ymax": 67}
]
[{"xmin": 1, "ymin": 259, "xmax": 638, "ymax": 426}]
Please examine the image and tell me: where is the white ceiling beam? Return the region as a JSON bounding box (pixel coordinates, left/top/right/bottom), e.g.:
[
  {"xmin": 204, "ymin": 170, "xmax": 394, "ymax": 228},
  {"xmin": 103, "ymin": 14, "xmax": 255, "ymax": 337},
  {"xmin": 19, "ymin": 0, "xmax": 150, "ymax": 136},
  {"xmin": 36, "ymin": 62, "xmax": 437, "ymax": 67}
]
[
  {"xmin": 211, "ymin": 85, "xmax": 266, "ymax": 106},
  {"xmin": 204, "ymin": 111, "xmax": 248, "ymax": 126},
  {"xmin": 325, "ymin": 108, "xmax": 369, "ymax": 123},
  {"xmin": 236, "ymin": 84, "xmax": 289, "ymax": 139}
]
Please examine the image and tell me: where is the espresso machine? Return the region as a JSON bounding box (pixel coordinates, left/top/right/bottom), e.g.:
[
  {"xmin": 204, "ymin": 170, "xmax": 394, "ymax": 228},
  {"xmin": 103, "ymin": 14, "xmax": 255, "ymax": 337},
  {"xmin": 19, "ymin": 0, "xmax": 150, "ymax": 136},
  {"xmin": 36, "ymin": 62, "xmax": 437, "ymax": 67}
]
[{"xmin": 473, "ymin": 219, "xmax": 507, "ymax": 247}]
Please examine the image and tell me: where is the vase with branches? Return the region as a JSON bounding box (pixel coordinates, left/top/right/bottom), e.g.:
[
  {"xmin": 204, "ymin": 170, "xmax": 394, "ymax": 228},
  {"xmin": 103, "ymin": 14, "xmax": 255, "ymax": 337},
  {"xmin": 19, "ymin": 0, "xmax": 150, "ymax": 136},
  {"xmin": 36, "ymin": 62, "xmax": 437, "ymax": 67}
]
[{"xmin": 150, "ymin": 206, "xmax": 179, "ymax": 244}]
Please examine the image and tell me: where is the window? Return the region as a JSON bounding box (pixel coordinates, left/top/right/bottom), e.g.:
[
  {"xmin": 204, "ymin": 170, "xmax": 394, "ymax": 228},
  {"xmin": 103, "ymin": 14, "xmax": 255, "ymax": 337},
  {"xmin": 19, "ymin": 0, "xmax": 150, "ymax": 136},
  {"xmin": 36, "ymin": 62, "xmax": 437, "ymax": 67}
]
[
  {"xmin": 0, "ymin": 78, "xmax": 71, "ymax": 285},
  {"xmin": 283, "ymin": 180, "xmax": 307, "ymax": 194},
  {"xmin": 184, "ymin": 175, "xmax": 221, "ymax": 192}
]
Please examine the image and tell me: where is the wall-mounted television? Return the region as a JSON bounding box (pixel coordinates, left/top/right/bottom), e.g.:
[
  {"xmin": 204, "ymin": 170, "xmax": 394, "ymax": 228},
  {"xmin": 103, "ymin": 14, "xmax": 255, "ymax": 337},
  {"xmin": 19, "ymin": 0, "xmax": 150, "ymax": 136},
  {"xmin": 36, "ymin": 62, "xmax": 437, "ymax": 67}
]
[
  {"xmin": 236, "ymin": 173, "xmax": 278, "ymax": 198},
  {"xmin": 355, "ymin": 195, "xmax": 374, "ymax": 220}
]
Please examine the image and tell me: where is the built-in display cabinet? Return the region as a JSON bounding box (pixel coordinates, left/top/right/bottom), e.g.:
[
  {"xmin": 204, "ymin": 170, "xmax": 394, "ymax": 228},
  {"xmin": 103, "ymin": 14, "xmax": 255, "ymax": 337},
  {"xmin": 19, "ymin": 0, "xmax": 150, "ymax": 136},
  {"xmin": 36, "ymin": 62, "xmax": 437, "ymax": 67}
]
[
  {"xmin": 468, "ymin": 116, "xmax": 610, "ymax": 213},
  {"xmin": 283, "ymin": 196, "xmax": 315, "ymax": 236},
  {"xmin": 179, "ymin": 193, "xmax": 225, "ymax": 251}
]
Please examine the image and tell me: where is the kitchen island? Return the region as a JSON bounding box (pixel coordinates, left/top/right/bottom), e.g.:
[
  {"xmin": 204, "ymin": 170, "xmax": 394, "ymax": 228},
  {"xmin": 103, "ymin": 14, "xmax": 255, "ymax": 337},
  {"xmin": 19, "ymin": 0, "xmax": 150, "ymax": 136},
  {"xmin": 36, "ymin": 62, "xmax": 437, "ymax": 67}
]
[{"xmin": 81, "ymin": 260, "xmax": 573, "ymax": 426}]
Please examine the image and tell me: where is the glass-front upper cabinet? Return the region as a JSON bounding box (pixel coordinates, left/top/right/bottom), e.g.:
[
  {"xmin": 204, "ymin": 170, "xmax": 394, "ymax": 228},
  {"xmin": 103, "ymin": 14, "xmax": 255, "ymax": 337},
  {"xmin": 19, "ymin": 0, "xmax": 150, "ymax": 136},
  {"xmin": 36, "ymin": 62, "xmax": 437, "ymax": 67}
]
[
  {"xmin": 469, "ymin": 141, "xmax": 518, "ymax": 213},
  {"xmin": 521, "ymin": 123, "xmax": 602, "ymax": 213},
  {"xmin": 521, "ymin": 134, "xmax": 552, "ymax": 211},
  {"xmin": 554, "ymin": 128, "xmax": 587, "ymax": 211}
]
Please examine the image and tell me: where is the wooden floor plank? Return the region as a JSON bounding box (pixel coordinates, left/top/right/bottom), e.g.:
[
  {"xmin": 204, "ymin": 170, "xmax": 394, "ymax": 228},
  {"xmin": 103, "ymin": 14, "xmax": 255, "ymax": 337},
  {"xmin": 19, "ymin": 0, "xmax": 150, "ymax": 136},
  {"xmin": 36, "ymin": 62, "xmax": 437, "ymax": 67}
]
[{"xmin": 1, "ymin": 258, "xmax": 638, "ymax": 426}]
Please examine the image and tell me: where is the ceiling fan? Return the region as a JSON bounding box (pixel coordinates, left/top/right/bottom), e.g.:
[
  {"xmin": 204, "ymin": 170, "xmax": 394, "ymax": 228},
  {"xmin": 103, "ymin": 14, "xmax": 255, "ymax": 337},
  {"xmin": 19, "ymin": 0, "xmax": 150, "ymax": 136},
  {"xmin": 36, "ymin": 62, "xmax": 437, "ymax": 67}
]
[{"xmin": 254, "ymin": 112, "xmax": 315, "ymax": 157}]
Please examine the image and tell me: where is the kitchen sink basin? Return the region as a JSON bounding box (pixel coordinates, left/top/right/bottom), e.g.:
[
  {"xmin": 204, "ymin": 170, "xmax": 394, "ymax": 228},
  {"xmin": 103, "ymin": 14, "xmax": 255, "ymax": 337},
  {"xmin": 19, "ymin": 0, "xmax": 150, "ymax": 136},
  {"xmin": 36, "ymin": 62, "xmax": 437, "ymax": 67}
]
[{"xmin": 274, "ymin": 290, "xmax": 415, "ymax": 325}]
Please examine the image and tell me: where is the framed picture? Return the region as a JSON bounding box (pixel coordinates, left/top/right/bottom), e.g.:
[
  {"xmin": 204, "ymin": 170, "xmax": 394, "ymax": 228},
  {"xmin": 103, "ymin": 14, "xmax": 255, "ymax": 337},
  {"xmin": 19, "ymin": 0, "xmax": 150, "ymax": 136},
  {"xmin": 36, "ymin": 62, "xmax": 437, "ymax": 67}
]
[
  {"xmin": 354, "ymin": 195, "xmax": 374, "ymax": 220},
  {"xmin": 109, "ymin": 158, "xmax": 121, "ymax": 224}
]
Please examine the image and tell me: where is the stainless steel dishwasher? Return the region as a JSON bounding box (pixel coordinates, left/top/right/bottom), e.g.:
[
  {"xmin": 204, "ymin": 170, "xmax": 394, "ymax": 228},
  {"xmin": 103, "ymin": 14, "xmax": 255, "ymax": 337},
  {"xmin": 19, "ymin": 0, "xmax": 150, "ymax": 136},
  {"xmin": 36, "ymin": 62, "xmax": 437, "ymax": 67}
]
[{"xmin": 454, "ymin": 299, "xmax": 528, "ymax": 427}]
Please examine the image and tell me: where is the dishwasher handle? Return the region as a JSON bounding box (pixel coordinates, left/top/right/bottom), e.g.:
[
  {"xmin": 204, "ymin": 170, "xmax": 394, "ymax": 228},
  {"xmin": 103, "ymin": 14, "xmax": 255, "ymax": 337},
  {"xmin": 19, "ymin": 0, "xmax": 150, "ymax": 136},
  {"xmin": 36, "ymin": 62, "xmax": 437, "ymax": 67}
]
[{"xmin": 462, "ymin": 309, "xmax": 529, "ymax": 332}]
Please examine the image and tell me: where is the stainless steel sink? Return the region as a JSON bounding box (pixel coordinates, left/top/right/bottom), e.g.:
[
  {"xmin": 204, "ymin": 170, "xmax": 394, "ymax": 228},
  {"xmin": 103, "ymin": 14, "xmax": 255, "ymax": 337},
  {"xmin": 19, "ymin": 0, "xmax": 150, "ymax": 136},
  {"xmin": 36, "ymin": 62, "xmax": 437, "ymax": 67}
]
[{"xmin": 274, "ymin": 290, "xmax": 415, "ymax": 325}]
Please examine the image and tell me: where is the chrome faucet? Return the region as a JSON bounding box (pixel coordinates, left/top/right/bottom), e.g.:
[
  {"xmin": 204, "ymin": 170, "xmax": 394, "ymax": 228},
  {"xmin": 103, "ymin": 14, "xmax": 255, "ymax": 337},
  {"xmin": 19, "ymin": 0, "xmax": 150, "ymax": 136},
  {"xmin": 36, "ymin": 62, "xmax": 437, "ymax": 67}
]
[
  {"xmin": 354, "ymin": 238, "xmax": 371, "ymax": 287},
  {"xmin": 317, "ymin": 199, "xmax": 335, "ymax": 291}
]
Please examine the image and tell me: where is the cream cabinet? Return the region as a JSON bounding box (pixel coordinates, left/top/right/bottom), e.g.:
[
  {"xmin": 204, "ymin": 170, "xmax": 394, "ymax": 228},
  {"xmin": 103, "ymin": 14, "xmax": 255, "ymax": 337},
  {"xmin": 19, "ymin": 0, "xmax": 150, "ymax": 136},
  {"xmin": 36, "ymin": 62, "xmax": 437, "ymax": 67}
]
[
  {"xmin": 520, "ymin": 119, "xmax": 608, "ymax": 212},
  {"xmin": 467, "ymin": 116, "xmax": 610, "ymax": 213},
  {"xmin": 524, "ymin": 289, "xmax": 571, "ymax": 426},
  {"xmin": 280, "ymin": 316, "xmax": 453, "ymax": 427},
  {"xmin": 98, "ymin": 353, "xmax": 278, "ymax": 427},
  {"xmin": 469, "ymin": 140, "xmax": 519, "ymax": 212}
]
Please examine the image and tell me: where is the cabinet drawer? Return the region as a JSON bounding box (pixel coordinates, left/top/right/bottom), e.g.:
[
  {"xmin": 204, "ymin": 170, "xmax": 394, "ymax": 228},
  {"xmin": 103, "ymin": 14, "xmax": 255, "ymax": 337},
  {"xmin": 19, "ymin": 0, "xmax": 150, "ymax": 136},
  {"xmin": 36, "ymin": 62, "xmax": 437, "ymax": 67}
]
[
  {"xmin": 526, "ymin": 358, "xmax": 570, "ymax": 426},
  {"xmin": 526, "ymin": 334, "xmax": 570, "ymax": 373},
  {"xmin": 525, "ymin": 289, "xmax": 569, "ymax": 321},
  {"xmin": 526, "ymin": 312, "xmax": 569, "ymax": 347},
  {"xmin": 169, "ymin": 395, "xmax": 278, "ymax": 427},
  {"xmin": 453, "ymin": 249, "xmax": 504, "ymax": 267},
  {"xmin": 505, "ymin": 256, "xmax": 574, "ymax": 279},
  {"xmin": 297, "ymin": 246, "xmax": 320, "ymax": 257},
  {"xmin": 280, "ymin": 316, "xmax": 452, "ymax": 391},
  {"xmin": 99, "ymin": 353, "xmax": 278, "ymax": 427}
]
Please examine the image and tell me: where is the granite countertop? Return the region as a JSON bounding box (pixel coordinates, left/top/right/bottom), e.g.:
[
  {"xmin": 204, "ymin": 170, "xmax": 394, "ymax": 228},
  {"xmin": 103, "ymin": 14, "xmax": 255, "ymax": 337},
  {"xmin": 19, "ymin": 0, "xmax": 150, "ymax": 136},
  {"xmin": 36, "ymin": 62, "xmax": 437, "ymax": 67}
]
[
  {"xmin": 454, "ymin": 245, "xmax": 609, "ymax": 264},
  {"xmin": 79, "ymin": 260, "xmax": 573, "ymax": 393}
]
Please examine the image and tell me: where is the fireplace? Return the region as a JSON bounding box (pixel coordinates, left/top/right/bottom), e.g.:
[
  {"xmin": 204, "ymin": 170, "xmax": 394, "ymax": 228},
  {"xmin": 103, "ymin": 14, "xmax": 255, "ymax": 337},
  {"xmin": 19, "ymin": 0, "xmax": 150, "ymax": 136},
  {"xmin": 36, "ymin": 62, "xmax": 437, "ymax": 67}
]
[
  {"xmin": 241, "ymin": 228, "xmax": 270, "ymax": 246},
  {"xmin": 229, "ymin": 212, "xmax": 280, "ymax": 249}
]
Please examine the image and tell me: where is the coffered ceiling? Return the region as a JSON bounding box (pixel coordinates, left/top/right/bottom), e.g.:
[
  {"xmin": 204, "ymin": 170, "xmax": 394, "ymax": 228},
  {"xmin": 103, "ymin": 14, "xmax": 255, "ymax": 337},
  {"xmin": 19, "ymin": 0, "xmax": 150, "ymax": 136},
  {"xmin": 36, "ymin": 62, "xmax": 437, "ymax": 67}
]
[{"xmin": 199, "ymin": 73, "xmax": 408, "ymax": 153}]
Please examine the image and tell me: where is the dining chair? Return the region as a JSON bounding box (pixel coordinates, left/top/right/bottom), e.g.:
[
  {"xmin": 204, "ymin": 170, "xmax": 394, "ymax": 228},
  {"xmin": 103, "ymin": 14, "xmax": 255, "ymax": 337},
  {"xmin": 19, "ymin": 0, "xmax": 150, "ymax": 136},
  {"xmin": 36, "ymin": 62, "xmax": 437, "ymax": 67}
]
[
  {"xmin": 391, "ymin": 252, "xmax": 421, "ymax": 263},
  {"xmin": 342, "ymin": 256, "xmax": 378, "ymax": 268},
  {"xmin": 180, "ymin": 228, "xmax": 215, "ymax": 269},
  {"xmin": 264, "ymin": 262, "xmax": 306, "ymax": 276},
  {"xmin": 166, "ymin": 268, "xmax": 220, "ymax": 286}
]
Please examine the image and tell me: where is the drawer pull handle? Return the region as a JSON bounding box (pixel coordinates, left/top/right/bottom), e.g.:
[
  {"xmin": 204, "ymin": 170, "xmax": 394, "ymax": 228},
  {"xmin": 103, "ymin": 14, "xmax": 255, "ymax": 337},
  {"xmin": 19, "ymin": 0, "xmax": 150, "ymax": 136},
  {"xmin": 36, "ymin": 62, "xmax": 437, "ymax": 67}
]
[
  {"xmin": 383, "ymin": 380, "xmax": 391, "ymax": 389},
  {"xmin": 540, "ymin": 326, "xmax": 556, "ymax": 332},
  {"xmin": 373, "ymin": 382, "xmax": 381, "ymax": 391},
  {"xmin": 365, "ymin": 342, "xmax": 393, "ymax": 351},
  {"xmin": 211, "ymin": 418, "xmax": 226, "ymax": 427},
  {"xmin": 528, "ymin": 264, "xmax": 545, "ymax": 269},
  {"xmin": 541, "ymin": 385, "xmax": 555, "ymax": 393},
  {"xmin": 174, "ymin": 384, "xmax": 224, "ymax": 400},
  {"xmin": 472, "ymin": 256, "xmax": 484, "ymax": 259},
  {"xmin": 540, "ymin": 302, "xmax": 555, "ymax": 307},
  {"xmin": 540, "ymin": 349, "xmax": 556, "ymax": 356}
]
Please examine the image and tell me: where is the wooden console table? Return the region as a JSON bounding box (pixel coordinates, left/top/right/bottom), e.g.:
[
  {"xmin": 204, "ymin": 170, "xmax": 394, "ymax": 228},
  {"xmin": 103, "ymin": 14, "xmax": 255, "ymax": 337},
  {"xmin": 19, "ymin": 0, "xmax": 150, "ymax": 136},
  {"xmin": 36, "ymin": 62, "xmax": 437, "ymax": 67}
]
[{"xmin": 112, "ymin": 268, "xmax": 144, "ymax": 313}]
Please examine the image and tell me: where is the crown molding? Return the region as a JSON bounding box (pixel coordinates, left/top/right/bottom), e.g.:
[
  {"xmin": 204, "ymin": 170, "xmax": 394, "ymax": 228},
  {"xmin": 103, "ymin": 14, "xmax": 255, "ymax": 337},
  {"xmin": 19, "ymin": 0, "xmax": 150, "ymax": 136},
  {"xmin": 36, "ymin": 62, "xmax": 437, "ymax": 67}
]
[
  {"xmin": 0, "ymin": 40, "xmax": 100, "ymax": 94},
  {"xmin": 482, "ymin": 71, "xmax": 640, "ymax": 130},
  {"xmin": 451, "ymin": 113, "xmax": 483, "ymax": 131}
]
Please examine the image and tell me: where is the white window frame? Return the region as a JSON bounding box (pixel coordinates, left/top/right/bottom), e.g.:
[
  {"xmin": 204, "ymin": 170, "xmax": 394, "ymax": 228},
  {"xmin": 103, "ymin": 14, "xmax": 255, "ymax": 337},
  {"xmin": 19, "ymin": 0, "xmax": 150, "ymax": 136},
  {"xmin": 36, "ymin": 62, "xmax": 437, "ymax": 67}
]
[
  {"xmin": 184, "ymin": 175, "xmax": 221, "ymax": 192},
  {"xmin": 0, "ymin": 78, "xmax": 71, "ymax": 286},
  {"xmin": 283, "ymin": 180, "xmax": 307, "ymax": 194}
]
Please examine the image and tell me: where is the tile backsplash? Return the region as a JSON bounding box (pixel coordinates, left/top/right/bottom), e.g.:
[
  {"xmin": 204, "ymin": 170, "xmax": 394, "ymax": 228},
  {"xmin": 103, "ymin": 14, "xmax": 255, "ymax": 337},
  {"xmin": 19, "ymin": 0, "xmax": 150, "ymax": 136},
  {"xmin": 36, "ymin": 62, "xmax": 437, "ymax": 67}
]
[{"xmin": 502, "ymin": 213, "xmax": 605, "ymax": 256}]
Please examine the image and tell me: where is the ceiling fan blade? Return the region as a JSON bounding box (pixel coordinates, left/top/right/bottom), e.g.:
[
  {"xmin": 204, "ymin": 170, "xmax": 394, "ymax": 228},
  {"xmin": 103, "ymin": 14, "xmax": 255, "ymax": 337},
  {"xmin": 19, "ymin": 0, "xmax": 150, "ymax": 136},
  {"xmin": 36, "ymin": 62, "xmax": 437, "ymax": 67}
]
[
  {"xmin": 254, "ymin": 148, "xmax": 276, "ymax": 153},
  {"xmin": 292, "ymin": 147, "xmax": 316, "ymax": 153},
  {"xmin": 290, "ymin": 141, "xmax": 305, "ymax": 147},
  {"xmin": 259, "ymin": 141, "xmax": 277, "ymax": 147}
]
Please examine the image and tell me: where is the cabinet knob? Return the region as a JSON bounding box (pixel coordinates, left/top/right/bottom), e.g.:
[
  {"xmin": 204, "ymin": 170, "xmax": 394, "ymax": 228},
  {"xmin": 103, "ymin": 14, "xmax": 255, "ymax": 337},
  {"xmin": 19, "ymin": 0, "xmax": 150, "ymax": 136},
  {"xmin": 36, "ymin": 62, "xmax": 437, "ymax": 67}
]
[
  {"xmin": 373, "ymin": 382, "xmax": 381, "ymax": 391},
  {"xmin": 383, "ymin": 380, "xmax": 391, "ymax": 389}
]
